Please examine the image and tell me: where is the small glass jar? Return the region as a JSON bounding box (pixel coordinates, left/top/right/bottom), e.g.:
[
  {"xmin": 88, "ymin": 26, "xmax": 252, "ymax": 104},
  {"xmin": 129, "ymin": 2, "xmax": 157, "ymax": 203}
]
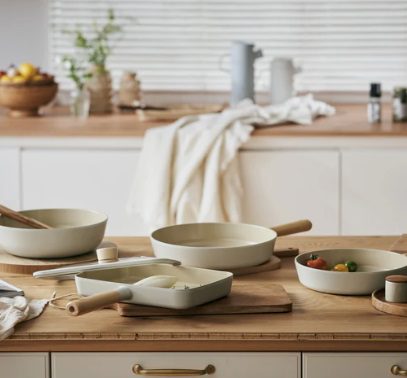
[
  {"xmin": 70, "ymin": 87, "xmax": 90, "ymax": 119},
  {"xmin": 392, "ymin": 87, "xmax": 407, "ymax": 122}
]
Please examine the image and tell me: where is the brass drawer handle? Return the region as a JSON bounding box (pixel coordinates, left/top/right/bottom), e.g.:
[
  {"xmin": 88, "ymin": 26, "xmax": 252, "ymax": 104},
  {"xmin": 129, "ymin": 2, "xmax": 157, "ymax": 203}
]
[
  {"xmin": 132, "ymin": 364, "xmax": 215, "ymax": 376},
  {"xmin": 392, "ymin": 365, "xmax": 407, "ymax": 376}
]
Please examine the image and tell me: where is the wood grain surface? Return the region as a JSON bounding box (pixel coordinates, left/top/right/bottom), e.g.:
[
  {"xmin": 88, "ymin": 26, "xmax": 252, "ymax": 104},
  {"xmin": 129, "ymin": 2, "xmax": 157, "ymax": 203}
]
[
  {"xmin": 372, "ymin": 289, "xmax": 407, "ymax": 317},
  {"xmin": 113, "ymin": 282, "xmax": 291, "ymax": 317},
  {"xmin": 3, "ymin": 235, "xmax": 407, "ymax": 352},
  {"xmin": 0, "ymin": 248, "xmax": 97, "ymax": 274},
  {"xmin": 224, "ymin": 255, "xmax": 281, "ymax": 276},
  {"xmin": 390, "ymin": 234, "xmax": 407, "ymax": 253},
  {"xmin": 0, "ymin": 104, "xmax": 406, "ymax": 138}
]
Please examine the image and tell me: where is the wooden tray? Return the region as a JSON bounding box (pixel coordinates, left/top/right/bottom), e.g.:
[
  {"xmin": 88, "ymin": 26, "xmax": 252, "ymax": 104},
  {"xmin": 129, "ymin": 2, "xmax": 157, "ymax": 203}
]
[
  {"xmin": 372, "ymin": 289, "xmax": 407, "ymax": 317},
  {"xmin": 111, "ymin": 282, "xmax": 292, "ymax": 317},
  {"xmin": 136, "ymin": 104, "xmax": 224, "ymax": 122}
]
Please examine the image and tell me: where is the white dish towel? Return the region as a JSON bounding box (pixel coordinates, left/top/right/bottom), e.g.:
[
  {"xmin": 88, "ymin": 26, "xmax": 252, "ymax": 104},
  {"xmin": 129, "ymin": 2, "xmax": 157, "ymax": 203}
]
[
  {"xmin": 0, "ymin": 296, "xmax": 48, "ymax": 340},
  {"xmin": 127, "ymin": 94, "xmax": 335, "ymax": 231}
]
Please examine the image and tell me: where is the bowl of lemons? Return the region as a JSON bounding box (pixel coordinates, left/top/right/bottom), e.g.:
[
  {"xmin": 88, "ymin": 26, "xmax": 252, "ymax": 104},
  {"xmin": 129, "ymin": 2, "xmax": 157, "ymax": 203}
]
[{"xmin": 0, "ymin": 63, "xmax": 58, "ymax": 117}]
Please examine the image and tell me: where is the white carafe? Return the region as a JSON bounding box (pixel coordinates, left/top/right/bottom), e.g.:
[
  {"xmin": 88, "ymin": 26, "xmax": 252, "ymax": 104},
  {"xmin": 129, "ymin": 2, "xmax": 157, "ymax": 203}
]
[{"xmin": 270, "ymin": 58, "xmax": 301, "ymax": 105}]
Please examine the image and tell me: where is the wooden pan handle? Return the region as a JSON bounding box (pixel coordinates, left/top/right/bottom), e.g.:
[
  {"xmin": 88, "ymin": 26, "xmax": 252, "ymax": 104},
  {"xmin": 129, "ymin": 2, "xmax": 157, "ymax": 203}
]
[
  {"xmin": 66, "ymin": 287, "xmax": 132, "ymax": 316},
  {"xmin": 271, "ymin": 219, "xmax": 312, "ymax": 237},
  {"xmin": 0, "ymin": 204, "xmax": 52, "ymax": 229}
]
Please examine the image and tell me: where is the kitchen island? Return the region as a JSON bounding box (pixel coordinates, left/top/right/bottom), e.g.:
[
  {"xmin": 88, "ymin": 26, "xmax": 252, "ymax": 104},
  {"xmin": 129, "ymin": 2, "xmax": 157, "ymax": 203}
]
[
  {"xmin": 2, "ymin": 235, "xmax": 407, "ymax": 353},
  {"xmin": 3, "ymin": 235, "xmax": 407, "ymax": 378},
  {"xmin": 1, "ymin": 104, "xmax": 407, "ymax": 237}
]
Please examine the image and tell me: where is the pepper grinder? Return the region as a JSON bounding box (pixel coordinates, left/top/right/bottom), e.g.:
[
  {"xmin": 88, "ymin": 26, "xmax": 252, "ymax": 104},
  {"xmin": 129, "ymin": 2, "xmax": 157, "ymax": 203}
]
[{"xmin": 367, "ymin": 82, "xmax": 382, "ymax": 123}]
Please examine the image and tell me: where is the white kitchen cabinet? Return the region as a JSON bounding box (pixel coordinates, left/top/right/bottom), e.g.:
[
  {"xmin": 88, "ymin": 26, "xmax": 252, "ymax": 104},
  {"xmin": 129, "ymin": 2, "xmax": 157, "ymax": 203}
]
[
  {"xmin": 21, "ymin": 149, "xmax": 147, "ymax": 235},
  {"xmin": 0, "ymin": 352, "xmax": 49, "ymax": 378},
  {"xmin": 303, "ymin": 353, "xmax": 407, "ymax": 378},
  {"xmin": 240, "ymin": 150, "xmax": 340, "ymax": 235},
  {"xmin": 52, "ymin": 352, "xmax": 300, "ymax": 378},
  {"xmin": 0, "ymin": 148, "xmax": 20, "ymax": 209},
  {"xmin": 21, "ymin": 148, "xmax": 339, "ymax": 236},
  {"xmin": 342, "ymin": 150, "xmax": 407, "ymax": 235}
]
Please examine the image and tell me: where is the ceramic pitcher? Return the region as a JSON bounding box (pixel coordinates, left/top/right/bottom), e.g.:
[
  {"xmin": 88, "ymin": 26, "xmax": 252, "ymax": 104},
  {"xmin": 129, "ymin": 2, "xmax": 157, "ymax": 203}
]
[
  {"xmin": 223, "ymin": 41, "xmax": 263, "ymax": 105},
  {"xmin": 270, "ymin": 58, "xmax": 301, "ymax": 105}
]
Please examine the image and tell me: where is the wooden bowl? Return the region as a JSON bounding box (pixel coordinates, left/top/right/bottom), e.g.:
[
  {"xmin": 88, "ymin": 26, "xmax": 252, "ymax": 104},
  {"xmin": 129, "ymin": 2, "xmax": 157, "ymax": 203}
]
[{"xmin": 0, "ymin": 82, "xmax": 58, "ymax": 117}]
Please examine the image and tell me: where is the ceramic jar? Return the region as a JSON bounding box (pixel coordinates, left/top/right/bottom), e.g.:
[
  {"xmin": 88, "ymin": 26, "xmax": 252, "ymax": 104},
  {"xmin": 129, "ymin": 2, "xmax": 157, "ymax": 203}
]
[{"xmin": 118, "ymin": 71, "xmax": 141, "ymax": 106}]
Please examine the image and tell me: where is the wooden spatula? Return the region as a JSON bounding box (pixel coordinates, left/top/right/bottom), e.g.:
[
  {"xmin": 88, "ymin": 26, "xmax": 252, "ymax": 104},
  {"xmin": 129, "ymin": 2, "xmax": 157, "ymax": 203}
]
[{"xmin": 0, "ymin": 204, "xmax": 52, "ymax": 229}]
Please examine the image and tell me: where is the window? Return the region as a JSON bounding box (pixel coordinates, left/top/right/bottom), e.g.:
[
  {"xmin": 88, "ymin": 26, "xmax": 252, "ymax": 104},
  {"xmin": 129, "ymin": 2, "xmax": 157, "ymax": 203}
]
[{"xmin": 50, "ymin": 0, "xmax": 407, "ymax": 93}]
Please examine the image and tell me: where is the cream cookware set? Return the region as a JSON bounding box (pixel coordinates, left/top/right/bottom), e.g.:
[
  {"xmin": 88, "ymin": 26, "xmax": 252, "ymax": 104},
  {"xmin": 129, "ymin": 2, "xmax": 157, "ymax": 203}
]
[{"xmin": 1, "ymin": 206, "xmax": 407, "ymax": 313}]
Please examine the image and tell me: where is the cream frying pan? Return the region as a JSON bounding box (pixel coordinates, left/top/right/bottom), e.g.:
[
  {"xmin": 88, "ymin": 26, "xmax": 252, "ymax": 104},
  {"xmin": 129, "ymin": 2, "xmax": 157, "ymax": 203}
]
[{"xmin": 151, "ymin": 219, "xmax": 312, "ymax": 269}]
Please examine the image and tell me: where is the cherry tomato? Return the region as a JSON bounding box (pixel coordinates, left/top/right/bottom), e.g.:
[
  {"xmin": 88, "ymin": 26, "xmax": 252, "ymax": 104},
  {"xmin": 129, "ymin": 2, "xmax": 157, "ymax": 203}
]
[
  {"xmin": 345, "ymin": 261, "xmax": 358, "ymax": 272},
  {"xmin": 332, "ymin": 263, "xmax": 349, "ymax": 272},
  {"xmin": 306, "ymin": 254, "xmax": 327, "ymax": 270}
]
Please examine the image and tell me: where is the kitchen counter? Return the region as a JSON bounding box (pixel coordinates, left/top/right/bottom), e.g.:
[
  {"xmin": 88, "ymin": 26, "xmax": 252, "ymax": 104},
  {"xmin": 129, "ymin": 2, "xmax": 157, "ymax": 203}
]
[
  {"xmin": 0, "ymin": 104, "xmax": 407, "ymax": 139},
  {"xmin": 2, "ymin": 235, "xmax": 407, "ymax": 353}
]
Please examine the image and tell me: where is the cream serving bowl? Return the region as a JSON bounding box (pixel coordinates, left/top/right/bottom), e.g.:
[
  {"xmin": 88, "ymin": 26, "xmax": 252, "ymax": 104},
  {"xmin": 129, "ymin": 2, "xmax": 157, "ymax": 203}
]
[
  {"xmin": 0, "ymin": 208, "xmax": 107, "ymax": 258},
  {"xmin": 295, "ymin": 248, "xmax": 407, "ymax": 295}
]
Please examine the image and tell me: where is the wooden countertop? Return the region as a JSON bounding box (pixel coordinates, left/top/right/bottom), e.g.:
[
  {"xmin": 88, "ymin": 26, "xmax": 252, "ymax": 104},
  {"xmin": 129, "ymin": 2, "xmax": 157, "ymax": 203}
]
[
  {"xmin": 2, "ymin": 235, "xmax": 407, "ymax": 353},
  {"xmin": 1, "ymin": 104, "xmax": 407, "ymax": 138}
]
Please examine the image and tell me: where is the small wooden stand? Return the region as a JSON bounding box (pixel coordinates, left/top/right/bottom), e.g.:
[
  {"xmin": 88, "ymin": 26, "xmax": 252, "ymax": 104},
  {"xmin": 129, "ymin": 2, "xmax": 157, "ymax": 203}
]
[{"xmin": 372, "ymin": 289, "xmax": 407, "ymax": 317}]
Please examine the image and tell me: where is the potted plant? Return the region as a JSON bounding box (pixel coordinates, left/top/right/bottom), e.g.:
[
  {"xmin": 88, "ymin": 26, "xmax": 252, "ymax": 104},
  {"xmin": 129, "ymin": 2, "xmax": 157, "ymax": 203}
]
[{"xmin": 62, "ymin": 9, "xmax": 123, "ymax": 115}]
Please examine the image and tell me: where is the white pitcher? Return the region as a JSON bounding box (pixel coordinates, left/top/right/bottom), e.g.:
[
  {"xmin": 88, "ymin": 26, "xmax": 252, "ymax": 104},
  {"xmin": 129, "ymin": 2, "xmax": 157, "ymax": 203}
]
[{"xmin": 270, "ymin": 58, "xmax": 301, "ymax": 105}]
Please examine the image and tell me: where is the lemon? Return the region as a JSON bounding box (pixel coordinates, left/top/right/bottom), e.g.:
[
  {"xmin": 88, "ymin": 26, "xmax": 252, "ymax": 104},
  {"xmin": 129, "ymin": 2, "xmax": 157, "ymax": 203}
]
[
  {"xmin": 12, "ymin": 75, "xmax": 27, "ymax": 84},
  {"xmin": 32, "ymin": 74, "xmax": 44, "ymax": 82},
  {"xmin": 0, "ymin": 75, "xmax": 12, "ymax": 83},
  {"xmin": 18, "ymin": 63, "xmax": 37, "ymax": 79}
]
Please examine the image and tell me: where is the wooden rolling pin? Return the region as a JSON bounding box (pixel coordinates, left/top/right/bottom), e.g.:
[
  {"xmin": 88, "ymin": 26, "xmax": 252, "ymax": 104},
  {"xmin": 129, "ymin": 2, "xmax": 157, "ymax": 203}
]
[{"xmin": 0, "ymin": 204, "xmax": 52, "ymax": 229}]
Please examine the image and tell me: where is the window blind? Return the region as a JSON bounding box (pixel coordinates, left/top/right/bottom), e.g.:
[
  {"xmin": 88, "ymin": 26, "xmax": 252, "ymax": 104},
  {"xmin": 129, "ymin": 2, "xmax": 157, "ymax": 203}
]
[{"xmin": 49, "ymin": 0, "xmax": 407, "ymax": 93}]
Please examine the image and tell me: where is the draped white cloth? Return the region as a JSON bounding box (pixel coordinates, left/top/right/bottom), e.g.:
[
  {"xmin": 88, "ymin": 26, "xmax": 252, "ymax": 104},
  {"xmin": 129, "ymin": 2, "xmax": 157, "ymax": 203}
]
[{"xmin": 127, "ymin": 95, "xmax": 335, "ymax": 231}]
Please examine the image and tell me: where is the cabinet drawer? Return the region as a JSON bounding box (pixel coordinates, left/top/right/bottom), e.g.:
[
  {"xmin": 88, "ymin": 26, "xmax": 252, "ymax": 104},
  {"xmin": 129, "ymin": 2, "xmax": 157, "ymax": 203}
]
[
  {"xmin": 0, "ymin": 352, "xmax": 49, "ymax": 378},
  {"xmin": 304, "ymin": 353, "xmax": 407, "ymax": 378},
  {"xmin": 52, "ymin": 352, "xmax": 300, "ymax": 378}
]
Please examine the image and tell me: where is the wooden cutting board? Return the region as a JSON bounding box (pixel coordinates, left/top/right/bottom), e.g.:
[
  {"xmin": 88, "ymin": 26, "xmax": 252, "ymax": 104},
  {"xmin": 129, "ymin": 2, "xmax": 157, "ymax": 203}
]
[{"xmin": 111, "ymin": 282, "xmax": 292, "ymax": 317}]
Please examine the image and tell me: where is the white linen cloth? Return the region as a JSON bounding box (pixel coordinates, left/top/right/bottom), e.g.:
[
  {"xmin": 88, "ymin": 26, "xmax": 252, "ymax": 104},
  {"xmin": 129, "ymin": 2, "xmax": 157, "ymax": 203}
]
[
  {"xmin": 127, "ymin": 94, "xmax": 335, "ymax": 230},
  {"xmin": 0, "ymin": 296, "xmax": 48, "ymax": 340}
]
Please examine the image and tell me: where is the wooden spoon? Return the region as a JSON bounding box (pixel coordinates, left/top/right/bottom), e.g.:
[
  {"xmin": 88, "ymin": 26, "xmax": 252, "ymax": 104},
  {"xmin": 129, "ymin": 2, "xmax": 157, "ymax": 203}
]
[{"xmin": 0, "ymin": 204, "xmax": 52, "ymax": 229}]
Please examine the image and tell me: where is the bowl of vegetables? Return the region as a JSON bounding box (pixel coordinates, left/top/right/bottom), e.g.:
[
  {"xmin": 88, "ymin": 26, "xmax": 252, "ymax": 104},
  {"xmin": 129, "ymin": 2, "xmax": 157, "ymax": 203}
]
[{"xmin": 295, "ymin": 248, "xmax": 407, "ymax": 295}]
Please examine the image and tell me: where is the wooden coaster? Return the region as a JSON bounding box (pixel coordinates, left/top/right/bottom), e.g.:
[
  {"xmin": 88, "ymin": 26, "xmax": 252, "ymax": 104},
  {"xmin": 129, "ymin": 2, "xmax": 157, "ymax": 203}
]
[
  {"xmin": 0, "ymin": 247, "xmax": 97, "ymax": 274},
  {"xmin": 225, "ymin": 256, "xmax": 281, "ymax": 276},
  {"xmin": 372, "ymin": 289, "xmax": 407, "ymax": 317},
  {"xmin": 274, "ymin": 247, "xmax": 299, "ymax": 258},
  {"xmin": 113, "ymin": 282, "xmax": 292, "ymax": 317},
  {"xmin": 211, "ymin": 247, "xmax": 299, "ymax": 276}
]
